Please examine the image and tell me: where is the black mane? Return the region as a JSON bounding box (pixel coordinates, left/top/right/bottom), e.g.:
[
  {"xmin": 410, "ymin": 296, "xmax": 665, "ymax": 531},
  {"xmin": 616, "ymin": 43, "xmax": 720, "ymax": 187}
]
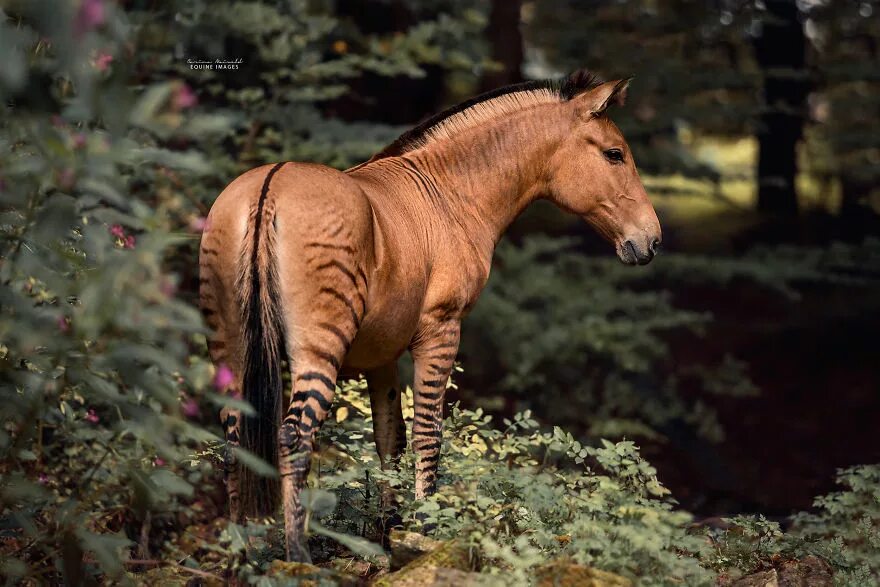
[{"xmin": 372, "ymin": 69, "xmax": 604, "ymax": 160}]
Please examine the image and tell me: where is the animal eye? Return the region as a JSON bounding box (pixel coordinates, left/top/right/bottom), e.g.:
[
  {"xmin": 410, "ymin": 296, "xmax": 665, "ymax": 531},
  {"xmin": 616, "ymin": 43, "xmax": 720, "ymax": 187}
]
[{"xmin": 604, "ymin": 148, "xmax": 624, "ymax": 164}]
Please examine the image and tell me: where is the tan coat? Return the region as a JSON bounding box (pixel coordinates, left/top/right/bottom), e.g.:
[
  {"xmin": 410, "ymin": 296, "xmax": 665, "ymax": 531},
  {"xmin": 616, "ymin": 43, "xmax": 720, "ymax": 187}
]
[{"xmin": 199, "ymin": 71, "xmax": 661, "ymax": 561}]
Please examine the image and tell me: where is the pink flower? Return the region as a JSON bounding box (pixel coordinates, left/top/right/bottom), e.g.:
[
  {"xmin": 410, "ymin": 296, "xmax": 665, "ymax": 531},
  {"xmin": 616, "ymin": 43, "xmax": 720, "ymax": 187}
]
[
  {"xmin": 85, "ymin": 408, "xmax": 99, "ymax": 424},
  {"xmin": 75, "ymin": 0, "xmax": 106, "ymax": 37},
  {"xmin": 38, "ymin": 473, "xmax": 49, "ymax": 485},
  {"xmin": 154, "ymin": 457, "xmax": 166, "ymax": 467},
  {"xmin": 94, "ymin": 51, "xmax": 113, "ymax": 72},
  {"xmin": 172, "ymin": 84, "xmax": 197, "ymax": 110},
  {"xmin": 123, "ymin": 235, "xmax": 136, "ymax": 249},
  {"xmin": 72, "ymin": 133, "xmax": 87, "ymax": 149},
  {"xmin": 213, "ymin": 364, "xmax": 234, "ymax": 390},
  {"xmin": 181, "ymin": 397, "xmax": 200, "ymax": 419},
  {"xmin": 109, "ymin": 224, "xmax": 125, "ymax": 238},
  {"xmin": 57, "ymin": 315, "xmax": 70, "ymax": 333},
  {"xmin": 188, "ymin": 216, "xmax": 207, "ymax": 233}
]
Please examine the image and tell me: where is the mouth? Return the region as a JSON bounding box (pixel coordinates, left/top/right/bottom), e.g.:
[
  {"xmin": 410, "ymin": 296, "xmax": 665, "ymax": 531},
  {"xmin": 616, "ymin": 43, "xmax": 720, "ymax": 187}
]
[{"xmin": 617, "ymin": 239, "xmax": 656, "ymax": 266}]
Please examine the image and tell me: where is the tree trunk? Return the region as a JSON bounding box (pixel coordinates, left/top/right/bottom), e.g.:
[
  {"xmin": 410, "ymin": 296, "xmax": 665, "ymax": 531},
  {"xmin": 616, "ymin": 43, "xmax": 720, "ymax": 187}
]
[
  {"xmin": 838, "ymin": 177, "xmax": 877, "ymax": 238},
  {"xmin": 479, "ymin": 0, "xmax": 524, "ymax": 92},
  {"xmin": 753, "ymin": 0, "xmax": 809, "ymax": 217}
]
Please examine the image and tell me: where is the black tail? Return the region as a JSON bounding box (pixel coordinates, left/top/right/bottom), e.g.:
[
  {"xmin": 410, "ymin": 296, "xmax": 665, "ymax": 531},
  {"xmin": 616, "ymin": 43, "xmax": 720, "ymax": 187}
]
[{"xmin": 238, "ymin": 162, "xmax": 287, "ymax": 517}]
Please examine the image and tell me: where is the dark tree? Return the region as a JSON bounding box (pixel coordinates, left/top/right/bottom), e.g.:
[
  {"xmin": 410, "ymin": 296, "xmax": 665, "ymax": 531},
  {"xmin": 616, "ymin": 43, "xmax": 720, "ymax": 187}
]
[
  {"xmin": 752, "ymin": 0, "xmax": 810, "ymax": 217},
  {"xmin": 807, "ymin": 0, "xmax": 880, "ymax": 236},
  {"xmin": 480, "ymin": 0, "xmax": 524, "ymax": 91}
]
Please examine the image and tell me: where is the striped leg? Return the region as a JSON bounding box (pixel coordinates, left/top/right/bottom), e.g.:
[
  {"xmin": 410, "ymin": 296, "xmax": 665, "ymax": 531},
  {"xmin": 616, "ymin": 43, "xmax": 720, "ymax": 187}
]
[
  {"xmin": 366, "ymin": 362, "xmax": 405, "ymax": 537},
  {"xmin": 411, "ymin": 319, "xmax": 460, "ymax": 500},
  {"xmin": 279, "ymin": 352, "xmax": 341, "ymax": 562},
  {"xmin": 279, "ymin": 233, "xmax": 366, "ymax": 560},
  {"xmin": 221, "ymin": 407, "xmax": 242, "ymax": 522}
]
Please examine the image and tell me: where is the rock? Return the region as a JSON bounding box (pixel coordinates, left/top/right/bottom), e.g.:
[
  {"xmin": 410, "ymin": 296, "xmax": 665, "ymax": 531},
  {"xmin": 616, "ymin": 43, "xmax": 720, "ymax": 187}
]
[
  {"xmin": 388, "ymin": 530, "xmax": 444, "ymax": 570},
  {"xmin": 268, "ymin": 560, "xmax": 323, "ymax": 577},
  {"xmin": 129, "ymin": 567, "xmax": 188, "ymax": 586},
  {"xmin": 373, "ymin": 538, "xmax": 479, "ymax": 586},
  {"xmin": 327, "ymin": 556, "xmax": 376, "ymax": 578},
  {"xmin": 269, "ymin": 560, "xmax": 359, "ymax": 586},
  {"xmin": 778, "ymin": 556, "xmax": 833, "ymax": 586},
  {"xmin": 728, "ymin": 556, "xmax": 834, "ymax": 587},
  {"xmin": 402, "ymin": 538, "xmax": 472, "ymax": 571},
  {"xmin": 534, "ymin": 560, "xmax": 633, "ymax": 587},
  {"xmin": 129, "ymin": 565, "xmax": 224, "ymax": 587},
  {"xmin": 731, "ymin": 569, "xmax": 778, "ymax": 587},
  {"xmin": 372, "ymin": 565, "xmax": 486, "ymax": 586}
]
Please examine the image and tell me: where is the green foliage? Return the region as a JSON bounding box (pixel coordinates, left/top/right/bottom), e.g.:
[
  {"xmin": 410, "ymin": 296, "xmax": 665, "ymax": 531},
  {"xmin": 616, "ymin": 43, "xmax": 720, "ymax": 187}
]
[
  {"xmin": 218, "ymin": 382, "xmax": 880, "ymax": 585},
  {"xmin": 464, "ymin": 235, "xmax": 876, "ymax": 442},
  {"xmin": 705, "ymin": 466, "xmax": 880, "ymax": 586},
  {"xmin": 0, "ymin": 3, "xmax": 223, "ymax": 583},
  {"xmin": 465, "ymin": 235, "xmax": 726, "ymax": 441},
  {"xmin": 311, "ymin": 381, "xmax": 715, "ymax": 586},
  {"xmin": 705, "ymin": 515, "xmax": 786, "ymax": 575},
  {"xmin": 0, "ymin": 1, "xmax": 485, "ymax": 582},
  {"xmin": 2, "ymin": 1, "xmax": 879, "ymax": 584},
  {"xmin": 132, "ymin": 0, "xmax": 488, "ymax": 177},
  {"xmin": 789, "ymin": 465, "xmax": 880, "ymax": 585}
]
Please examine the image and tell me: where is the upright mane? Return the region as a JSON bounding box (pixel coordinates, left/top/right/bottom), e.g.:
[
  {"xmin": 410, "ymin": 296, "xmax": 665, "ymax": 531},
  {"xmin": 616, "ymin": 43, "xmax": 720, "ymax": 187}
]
[{"xmin": 369, "ymin": 69, "xmax": 604, "ymax": 162}]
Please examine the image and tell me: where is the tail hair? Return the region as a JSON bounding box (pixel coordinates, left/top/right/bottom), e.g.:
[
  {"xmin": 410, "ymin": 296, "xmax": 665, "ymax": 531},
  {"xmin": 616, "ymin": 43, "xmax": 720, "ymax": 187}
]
[{"xmin": 236, "ymin": 164, "xmax": 287, "ymax": 517}]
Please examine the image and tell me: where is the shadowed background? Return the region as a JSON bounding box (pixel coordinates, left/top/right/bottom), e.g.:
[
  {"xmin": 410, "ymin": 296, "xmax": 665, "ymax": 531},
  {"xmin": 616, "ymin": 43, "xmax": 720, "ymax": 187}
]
[{"xmin": 1, "ymin": 0, "xmax": 879, "ymax": 583}]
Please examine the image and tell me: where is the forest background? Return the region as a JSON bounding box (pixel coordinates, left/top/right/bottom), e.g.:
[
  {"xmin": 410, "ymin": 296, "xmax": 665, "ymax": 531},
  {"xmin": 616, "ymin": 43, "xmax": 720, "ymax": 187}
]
[{"xmin": 1, "ymin": 0, "xmax": 879, "ymax": 584}]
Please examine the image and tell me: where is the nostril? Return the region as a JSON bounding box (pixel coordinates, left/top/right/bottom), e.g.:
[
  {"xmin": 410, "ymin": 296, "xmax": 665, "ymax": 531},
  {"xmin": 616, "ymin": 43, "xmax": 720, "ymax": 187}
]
[{"xmin": 649, "ymin": 238, "xmax": 661, "ymax": 255}]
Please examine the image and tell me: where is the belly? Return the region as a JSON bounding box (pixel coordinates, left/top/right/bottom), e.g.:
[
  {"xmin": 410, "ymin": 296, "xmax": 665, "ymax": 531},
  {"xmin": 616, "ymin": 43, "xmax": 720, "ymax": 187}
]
[{"xmin": 341, "ymin": 289, "xmax": 424, "ymax": 371}]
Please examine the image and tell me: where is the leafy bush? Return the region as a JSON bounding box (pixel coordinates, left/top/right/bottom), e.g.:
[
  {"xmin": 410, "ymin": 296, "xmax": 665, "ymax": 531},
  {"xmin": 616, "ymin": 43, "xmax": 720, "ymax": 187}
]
[
  {"xmin": 463, "ymin": 235, "xmax": 880, "ymax": 443},
  {"xmin": 306, "ymin": 380, "xmax": 715, "ymax": 586},
  {"xmin": 216, "ymin": 379, "xmax": 880, "ymax": 586},
  {"xmin": 3, "ymin": 2, "xmax": 879, "ymax": 585},
  {"xmin": 0, "ymin": 1, "xmax": 484, "ymax": 582},
  {"xmin": 0, "ymin": 3, "xmax": 224, "ymax": 582},
  {"xmin": 790, "ymin": 465, "xmax": 880, "ymax": 585},
  {"xmin": 705, "ymin": 465, "xmax": 880, "ymax": 586}
]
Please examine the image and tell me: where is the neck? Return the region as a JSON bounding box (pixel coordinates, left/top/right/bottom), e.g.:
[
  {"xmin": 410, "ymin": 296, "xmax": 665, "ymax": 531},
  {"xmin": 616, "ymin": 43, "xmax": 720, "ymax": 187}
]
[{"xmin": 373, "ymin": 102, "xmax": 569, "ymax": 247}]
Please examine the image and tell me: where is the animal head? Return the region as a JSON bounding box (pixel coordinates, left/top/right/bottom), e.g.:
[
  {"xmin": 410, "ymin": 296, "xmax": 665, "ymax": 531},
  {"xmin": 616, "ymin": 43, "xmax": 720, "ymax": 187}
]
[{"xmin": 547, "ymin": 76, "xmax": 661, "ymax": 265}]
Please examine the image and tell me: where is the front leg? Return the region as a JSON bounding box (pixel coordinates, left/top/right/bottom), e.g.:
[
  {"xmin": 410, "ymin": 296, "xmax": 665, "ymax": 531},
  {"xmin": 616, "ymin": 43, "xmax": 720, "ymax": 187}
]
[{"xmin": 410, "ymin": 316, "xmax": 461, "ymax": 499}]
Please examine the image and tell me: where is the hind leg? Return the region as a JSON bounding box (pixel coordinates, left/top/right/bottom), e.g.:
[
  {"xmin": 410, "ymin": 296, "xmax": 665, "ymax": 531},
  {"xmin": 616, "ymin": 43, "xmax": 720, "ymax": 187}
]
[
  {"xmin": 279, "ymin": 347, "xmax": 345, "ymax": 562},
  {"xmin": 366, "ymin": 362, "xmax": 405, "ymax": 539},
  {"xmin": 278, "ymin": 313, "xmax": 361, "ymax": 560},
  {"xmin": 277, "ymin": 222, "xmax": 368, "ymax": 560},
  {"xmin": 220, "ymin": 406, "xmax": 242, "ymax": 522}
]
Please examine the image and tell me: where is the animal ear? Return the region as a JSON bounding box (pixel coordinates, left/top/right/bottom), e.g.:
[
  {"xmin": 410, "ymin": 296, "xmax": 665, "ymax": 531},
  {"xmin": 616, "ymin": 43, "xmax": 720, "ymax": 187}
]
[{"xmin": 578, "ymin": 78, "xmax": 632, "ymax": 117}]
